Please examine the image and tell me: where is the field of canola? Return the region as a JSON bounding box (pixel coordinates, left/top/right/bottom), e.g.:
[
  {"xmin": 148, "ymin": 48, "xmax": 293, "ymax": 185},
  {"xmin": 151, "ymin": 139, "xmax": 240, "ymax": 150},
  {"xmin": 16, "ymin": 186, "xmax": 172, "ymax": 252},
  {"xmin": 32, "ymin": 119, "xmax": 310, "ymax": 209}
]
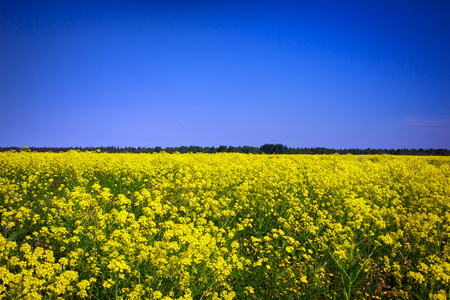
[{"xmin": 1, "ymin": 151, "xmax": 450, "ymax": 300}]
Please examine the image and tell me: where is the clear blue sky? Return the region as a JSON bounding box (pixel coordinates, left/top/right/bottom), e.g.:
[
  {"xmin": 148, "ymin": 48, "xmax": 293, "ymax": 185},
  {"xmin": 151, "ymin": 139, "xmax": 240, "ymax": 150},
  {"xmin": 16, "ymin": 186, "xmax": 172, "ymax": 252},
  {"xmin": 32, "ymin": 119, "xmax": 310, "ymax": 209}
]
[{"xmin": 1, "ymin": 0, "xmax": 449, "ymax": 149}]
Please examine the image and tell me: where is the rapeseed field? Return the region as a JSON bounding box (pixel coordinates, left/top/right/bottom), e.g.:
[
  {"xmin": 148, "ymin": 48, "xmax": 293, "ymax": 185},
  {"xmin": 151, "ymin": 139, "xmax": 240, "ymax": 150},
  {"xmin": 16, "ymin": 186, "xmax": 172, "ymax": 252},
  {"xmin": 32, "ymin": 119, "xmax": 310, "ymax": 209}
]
[{"xmin": 1, "ymin": 151, "xmax": 449, "ymax": 299}]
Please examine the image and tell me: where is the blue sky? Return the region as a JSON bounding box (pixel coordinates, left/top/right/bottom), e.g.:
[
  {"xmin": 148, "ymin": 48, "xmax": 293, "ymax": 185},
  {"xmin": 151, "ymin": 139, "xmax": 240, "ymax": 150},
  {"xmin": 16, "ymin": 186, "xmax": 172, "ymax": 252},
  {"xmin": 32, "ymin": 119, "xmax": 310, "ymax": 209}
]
[{"xmin": 1, "ymin": 0, "xmax": 449, "ymax": 149}]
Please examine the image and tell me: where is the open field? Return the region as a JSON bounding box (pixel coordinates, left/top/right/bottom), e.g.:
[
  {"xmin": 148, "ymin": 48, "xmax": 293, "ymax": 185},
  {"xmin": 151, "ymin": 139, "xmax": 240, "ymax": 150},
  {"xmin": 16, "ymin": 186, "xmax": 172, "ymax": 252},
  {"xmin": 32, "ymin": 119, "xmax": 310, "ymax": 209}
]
[{"xmin": 1, "ymin": 151, "xmax": 449, "ymax": 299}]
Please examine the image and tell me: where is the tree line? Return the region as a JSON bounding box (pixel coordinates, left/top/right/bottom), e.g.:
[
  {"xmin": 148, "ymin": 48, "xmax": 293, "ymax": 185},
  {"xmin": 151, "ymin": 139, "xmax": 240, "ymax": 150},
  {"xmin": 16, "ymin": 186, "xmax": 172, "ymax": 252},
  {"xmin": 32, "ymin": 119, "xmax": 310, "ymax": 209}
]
[{"xmin": 1, "ymin": 144, "xmax": 449, "ymax": 155}]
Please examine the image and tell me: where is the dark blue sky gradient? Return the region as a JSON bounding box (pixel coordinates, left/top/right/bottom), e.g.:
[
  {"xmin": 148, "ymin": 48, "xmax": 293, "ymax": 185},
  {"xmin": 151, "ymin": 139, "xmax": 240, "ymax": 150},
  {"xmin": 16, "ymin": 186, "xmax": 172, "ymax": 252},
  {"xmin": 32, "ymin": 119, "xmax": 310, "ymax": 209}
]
[{"xmin": 1, "ymin": 1, "xmax": 449, "ymax": 148}]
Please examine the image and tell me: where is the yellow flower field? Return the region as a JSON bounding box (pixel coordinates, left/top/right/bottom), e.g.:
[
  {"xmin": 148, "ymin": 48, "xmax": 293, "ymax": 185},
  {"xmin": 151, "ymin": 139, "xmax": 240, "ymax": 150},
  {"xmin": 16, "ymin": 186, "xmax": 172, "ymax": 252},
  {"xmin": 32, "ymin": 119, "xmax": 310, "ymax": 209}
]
[{"xmin": 1, "ymin": 151, "xmax": 449, "ymax": 299}]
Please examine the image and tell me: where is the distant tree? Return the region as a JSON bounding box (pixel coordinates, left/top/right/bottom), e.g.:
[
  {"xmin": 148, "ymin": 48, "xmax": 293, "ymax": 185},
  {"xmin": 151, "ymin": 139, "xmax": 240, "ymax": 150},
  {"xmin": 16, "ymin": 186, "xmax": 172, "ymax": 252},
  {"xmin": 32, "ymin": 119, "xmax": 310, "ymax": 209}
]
[
  {"xmin": 260, "ymin": 144, "xmax": 274, "ymax": 154},
  {"xmin": 260, "ymin": 144, "xmax": 289, "ymax": 154},
  {"xmin": 209, "ymin": 146, "xmax": 217, "ymax": 153},
  {"xmin": 1, "ymin": 146, "xmax": 449, "ymax": 155},
  {"xmin": 242, "ymin": 145, "xmax": 259, "ymax": 154},
  {"xmin": 164, "ymin": 147, "xmax": 174, "ymax": 154},
  {"xmin": 178, "ymin": 146, "xmax": 189, "ymax": 153},
  {"xmin": 228, "ymin": 146, "xmax": 237, "ymax": 153},
  {"xmin": 188, "ymin": 146, "xmax": 202, "ymax": 153}
]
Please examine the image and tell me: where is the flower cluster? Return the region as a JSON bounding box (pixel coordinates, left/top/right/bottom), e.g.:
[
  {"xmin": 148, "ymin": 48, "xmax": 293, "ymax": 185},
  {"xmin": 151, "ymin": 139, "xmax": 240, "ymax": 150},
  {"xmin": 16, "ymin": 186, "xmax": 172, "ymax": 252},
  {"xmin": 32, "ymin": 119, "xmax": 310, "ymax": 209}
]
[{"xmin": 0, "ymin": 151, "xmax": 449, "ymax": 299}]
